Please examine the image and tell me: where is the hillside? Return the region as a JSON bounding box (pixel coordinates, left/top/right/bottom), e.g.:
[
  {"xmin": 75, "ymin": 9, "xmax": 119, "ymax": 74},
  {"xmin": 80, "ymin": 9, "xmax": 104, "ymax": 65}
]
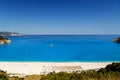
[{"xmin": 0, "ymin": 32, "xmax": 22, "ymax": 36}]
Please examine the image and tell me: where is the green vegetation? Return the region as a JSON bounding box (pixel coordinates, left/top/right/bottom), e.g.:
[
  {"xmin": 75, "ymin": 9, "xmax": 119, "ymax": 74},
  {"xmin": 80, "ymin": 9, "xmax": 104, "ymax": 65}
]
[
  {"xmin": 0, "ymin": 69, "xmax": 8, "ymax": 80},
  {"xmin": 0, "ymin": 36, "xmax": 9, "ymax": 41},
  {"xmin": 0, "ymin": 36, "xmax": 6, "ymax": 40},
  {"xmin": 0, "ymin": 62, "xmax": 120, "ymax": 80},
  {"xmin": 0, "ymin": 74, "xmax": 8, "ymax": 80},
  {"xmin": 0, "ymin": 36, "xmax": 10, "ymax": 44},
  {"xmin": 41, "ymin": 62, "xmax": 120, "ymax": 80},
  {"xmin": 41, "ymin": 70, "xmax": 120, "ymax": 80}
]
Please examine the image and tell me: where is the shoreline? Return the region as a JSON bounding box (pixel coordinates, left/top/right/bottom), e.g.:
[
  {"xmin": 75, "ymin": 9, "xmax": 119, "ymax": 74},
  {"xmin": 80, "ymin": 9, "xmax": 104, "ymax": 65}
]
[{"xmin": 0, "ymin": 62, "xmax": 113, "ymax": 76}]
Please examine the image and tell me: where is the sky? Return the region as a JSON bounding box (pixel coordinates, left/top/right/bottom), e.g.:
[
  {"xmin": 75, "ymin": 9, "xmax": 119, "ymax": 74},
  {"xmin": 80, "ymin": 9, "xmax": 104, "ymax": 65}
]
[{"xmin": 0, "ymin": 0, "xmax": 120, "ymax": 35}]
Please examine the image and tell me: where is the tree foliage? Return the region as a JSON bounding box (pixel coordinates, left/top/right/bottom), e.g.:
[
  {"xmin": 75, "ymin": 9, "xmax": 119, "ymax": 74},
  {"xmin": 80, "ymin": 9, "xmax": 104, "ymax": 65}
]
[{"xmin": 0, "ymin": 74, "xmax": 8, "ymax": 80}]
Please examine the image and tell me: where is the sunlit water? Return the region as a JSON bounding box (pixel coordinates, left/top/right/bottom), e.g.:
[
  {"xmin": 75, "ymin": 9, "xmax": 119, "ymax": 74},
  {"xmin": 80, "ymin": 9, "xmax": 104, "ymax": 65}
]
[{"xmin": 0, "ymin": 35, "xmax": 120, "ymax": 62}]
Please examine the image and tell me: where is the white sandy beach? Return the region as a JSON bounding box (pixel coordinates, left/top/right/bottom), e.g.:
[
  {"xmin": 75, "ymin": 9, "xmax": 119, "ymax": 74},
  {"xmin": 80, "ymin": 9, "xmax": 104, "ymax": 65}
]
[{"xmin": 0, "ymin": 62, "xmax": 112, "ymax": 76}]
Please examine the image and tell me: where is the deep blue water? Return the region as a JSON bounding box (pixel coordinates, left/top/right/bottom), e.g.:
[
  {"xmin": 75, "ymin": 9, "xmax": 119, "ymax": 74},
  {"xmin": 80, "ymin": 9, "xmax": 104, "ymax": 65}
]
[{"xmin": 0, "ymin": 35, "xmax": 120, "ymax": 62}]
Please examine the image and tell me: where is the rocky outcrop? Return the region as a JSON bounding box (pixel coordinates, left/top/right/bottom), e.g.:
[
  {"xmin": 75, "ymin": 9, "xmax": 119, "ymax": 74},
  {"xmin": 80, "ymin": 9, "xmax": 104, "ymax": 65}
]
[
  {"xmin": 0, "ymin": 40, "xmax": 4, "ymax": 45},
  {"xmin": 112, "ymin": 37, "xmax": 120, "ymax": 43},
  {"xmin": 0, "ymin": 36, "xmax": 11, "ymax": 45}
]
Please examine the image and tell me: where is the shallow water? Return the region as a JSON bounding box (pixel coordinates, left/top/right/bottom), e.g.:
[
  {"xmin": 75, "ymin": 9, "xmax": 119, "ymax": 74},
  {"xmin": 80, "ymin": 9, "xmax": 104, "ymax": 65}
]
[{"xmin": 0, "ymin": 35, "xmax": 120, "ymax": 62}]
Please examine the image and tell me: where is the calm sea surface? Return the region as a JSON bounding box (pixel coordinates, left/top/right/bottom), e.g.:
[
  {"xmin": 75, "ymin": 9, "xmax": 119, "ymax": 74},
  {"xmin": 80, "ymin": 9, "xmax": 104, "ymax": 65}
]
[{"xmin": 0, "ymin": 35, "xmax": 120, "ymax": 62}]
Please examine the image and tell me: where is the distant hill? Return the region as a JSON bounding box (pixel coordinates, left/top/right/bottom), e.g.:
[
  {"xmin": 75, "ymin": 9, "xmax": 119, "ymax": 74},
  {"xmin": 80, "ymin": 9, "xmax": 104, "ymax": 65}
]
[{"xmin": 0, "ymin": 32, "xmax": 22, "ymax": 36}]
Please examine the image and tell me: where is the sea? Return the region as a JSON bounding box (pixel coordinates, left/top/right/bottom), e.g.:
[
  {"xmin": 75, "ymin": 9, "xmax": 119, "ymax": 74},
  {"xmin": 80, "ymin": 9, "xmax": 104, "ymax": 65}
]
[{"xmin": 0, "ymin": 35, "xmax": 120, "ymax": 62}]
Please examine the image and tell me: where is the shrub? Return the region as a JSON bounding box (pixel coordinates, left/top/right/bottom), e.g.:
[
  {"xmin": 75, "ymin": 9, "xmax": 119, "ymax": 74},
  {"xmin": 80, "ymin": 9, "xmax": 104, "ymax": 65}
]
[{"xmin": 0, "ymin": 74, "xmax": 8, "ymax": 80}]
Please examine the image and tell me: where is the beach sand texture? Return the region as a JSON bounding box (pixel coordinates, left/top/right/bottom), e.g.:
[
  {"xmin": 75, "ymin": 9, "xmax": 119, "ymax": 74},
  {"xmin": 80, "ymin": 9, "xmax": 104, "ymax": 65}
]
[{"xmin": 0, "ymin": 62, "xmax": 112, "ymax": 76}]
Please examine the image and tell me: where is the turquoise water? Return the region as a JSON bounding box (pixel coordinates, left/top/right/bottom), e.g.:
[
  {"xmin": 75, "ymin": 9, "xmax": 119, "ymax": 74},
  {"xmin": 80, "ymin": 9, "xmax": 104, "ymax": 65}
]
[{"xmin": 0, "ymin": 35, "xmax": 120, "ymax": 62}]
